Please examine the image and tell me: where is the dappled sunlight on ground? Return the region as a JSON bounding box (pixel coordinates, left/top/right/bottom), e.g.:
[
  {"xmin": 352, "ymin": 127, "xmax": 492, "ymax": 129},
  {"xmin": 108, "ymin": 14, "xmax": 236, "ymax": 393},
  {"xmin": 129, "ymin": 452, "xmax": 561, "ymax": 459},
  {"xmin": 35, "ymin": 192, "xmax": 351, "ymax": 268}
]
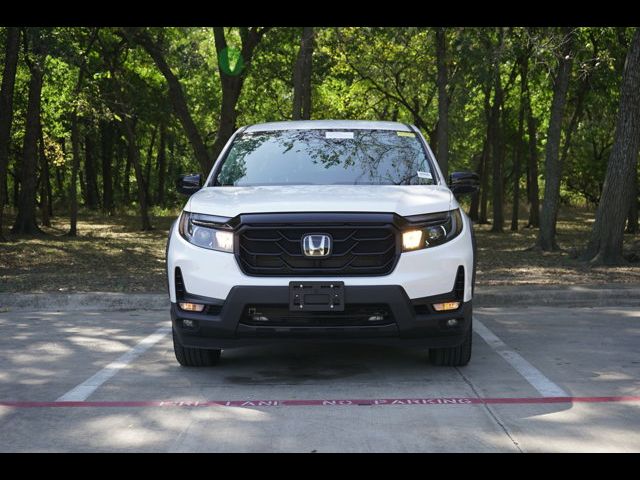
[
  {"xmin": 475, "ymin": 206, "xmax": 640, "ymax": 286},
  {"xmin": 1, "ymin": 206, "xmax": 638, "ymax": 292},
  {"xmin": 0, "ymin": 211, "xmax": 175, "ymax": 293}
]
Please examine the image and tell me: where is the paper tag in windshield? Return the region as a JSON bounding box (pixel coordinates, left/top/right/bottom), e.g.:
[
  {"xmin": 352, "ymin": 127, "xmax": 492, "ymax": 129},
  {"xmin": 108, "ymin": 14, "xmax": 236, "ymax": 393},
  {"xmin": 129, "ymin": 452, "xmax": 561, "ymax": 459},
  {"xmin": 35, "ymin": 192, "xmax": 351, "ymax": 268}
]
[
  {"xmin": 417, "ymin": 171, "xmax": 433, "ymax": 180},
  {"xmin": 326, "ymin": 131, "xmax": 354, "ymax": 139},
  {"xmin": 397, "ymin": 131, "xmax": 416, "ymax": 137}
]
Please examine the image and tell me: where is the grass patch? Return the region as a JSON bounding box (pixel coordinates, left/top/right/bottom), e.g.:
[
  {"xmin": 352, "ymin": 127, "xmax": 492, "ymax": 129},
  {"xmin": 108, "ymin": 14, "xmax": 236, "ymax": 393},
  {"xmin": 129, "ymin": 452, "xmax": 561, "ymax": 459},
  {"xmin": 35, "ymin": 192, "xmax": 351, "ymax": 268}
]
[{"xmin": 0, "ymin": 211, "xmax": 176, "ymax": 293}]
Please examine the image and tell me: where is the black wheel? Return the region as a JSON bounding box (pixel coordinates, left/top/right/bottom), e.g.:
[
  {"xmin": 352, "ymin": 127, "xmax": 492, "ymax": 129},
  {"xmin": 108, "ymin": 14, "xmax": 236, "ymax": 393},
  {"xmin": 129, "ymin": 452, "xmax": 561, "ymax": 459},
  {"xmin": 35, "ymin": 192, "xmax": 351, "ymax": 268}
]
[
  {"xmin": 429, "ymin": 319, "xmax": 472, "ymax": 366},
  {"xmin": 172, "ymin": 328, "xmax": 221, "ymax": 367}
]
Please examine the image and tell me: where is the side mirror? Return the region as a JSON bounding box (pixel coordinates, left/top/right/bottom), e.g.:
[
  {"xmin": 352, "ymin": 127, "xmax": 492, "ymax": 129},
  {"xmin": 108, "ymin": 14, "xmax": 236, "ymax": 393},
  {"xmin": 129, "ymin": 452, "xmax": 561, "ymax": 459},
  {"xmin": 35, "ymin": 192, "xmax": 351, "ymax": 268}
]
[
  {"xmin": 449, "ymin": 171, "xmax": 480, "ymax": 196},
  {"xmin": 176, "ymin": 173, "xmax": 202, "ymax": 196}
]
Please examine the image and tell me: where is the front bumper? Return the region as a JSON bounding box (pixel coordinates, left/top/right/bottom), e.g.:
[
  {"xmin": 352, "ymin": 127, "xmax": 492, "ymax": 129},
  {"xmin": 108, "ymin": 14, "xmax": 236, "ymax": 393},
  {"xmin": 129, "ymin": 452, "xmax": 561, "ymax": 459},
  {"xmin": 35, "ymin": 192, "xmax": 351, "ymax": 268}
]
[
  {"xmin": 167, "ymin": 211, "xmax": 475, "ymax": 303},
  {"xmin": 171, "ymin": 285, "xmax": 472, "ymax": 349}
]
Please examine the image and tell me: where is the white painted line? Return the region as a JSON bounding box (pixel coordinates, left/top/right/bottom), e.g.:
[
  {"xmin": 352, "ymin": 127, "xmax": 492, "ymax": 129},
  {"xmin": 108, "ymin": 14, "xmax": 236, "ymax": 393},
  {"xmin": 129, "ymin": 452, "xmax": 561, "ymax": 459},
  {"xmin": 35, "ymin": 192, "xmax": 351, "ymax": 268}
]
[
  {"xmin": 57, "ymin": 325, "xmax": 171, "ymax": 402},
  {"xmin": 473, "ymin": 318, "xmax": 569, "ymax": 397}
]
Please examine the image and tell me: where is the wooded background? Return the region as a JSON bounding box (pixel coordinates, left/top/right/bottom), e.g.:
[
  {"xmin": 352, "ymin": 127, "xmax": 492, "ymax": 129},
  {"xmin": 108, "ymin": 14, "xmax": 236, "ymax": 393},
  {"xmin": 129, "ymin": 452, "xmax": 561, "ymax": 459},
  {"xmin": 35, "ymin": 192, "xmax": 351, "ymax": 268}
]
[{"xmin": 1, "ymin": 27, "xmax": 639, "ymax": 265}]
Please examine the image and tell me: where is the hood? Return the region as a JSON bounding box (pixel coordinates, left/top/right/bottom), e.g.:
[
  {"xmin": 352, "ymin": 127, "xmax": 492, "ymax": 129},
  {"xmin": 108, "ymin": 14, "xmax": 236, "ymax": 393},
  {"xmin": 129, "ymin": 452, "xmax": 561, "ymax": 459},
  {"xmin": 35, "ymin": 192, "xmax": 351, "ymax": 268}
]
[{"xmin": 186, "ymin": 185, "xmax": 453, "ymax": 218}]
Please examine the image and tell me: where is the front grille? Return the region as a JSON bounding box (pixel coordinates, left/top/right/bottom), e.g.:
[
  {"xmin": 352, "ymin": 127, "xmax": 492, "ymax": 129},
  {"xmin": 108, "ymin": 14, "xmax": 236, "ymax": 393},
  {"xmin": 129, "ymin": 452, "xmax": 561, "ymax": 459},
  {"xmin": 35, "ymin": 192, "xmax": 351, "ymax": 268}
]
[
  {"xmin": 236, "ymin": 217, "xmax": 399, "ymax": 276},
  {"xmin": 241, "ymin": 304, "xmax": 394, "ymax": 327}
]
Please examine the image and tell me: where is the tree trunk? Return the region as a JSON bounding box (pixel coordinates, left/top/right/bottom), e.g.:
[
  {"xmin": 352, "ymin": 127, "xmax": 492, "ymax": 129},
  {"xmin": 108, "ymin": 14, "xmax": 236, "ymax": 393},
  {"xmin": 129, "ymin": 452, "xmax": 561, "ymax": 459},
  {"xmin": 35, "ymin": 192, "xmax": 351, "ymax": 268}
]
[
  {"xmin": 68, "ymin": 116, "xmax": 81, "ymax": 236},
  {"xmin": 123, "ymin": 146, "xmax": 131, "ymax": 205},
  {"xmin": 490, "ymin": 80, "xmax": 504, "ymax": 232},
  {"xmin": 145, "ymin": 125, "xmax": 157, "ymax": 207},
  {"xmin": 0, "ymin": 27, "xmax": 20, "ymax": 241},
  {"xmin": 156, "ymin": 122, "xmax": 167, "ymax": 206},
  {"xmin": 84, "ymin": 130, "xmax": 99, "ymax": 210},
  {"xmin": 537, "ymin": 29, "xmax": 574, "ymax": 250},
  {"xmin": 113, "ymin": 133, "xmax": 124, "ymax": 205},
  {"xmin": 470, "ymin": 140, "xmax": 487, "ymax": 222},
  {"xmin": 101, "ymin": 120, "xmax": 114, "ymax": 214},
  {"xmin": 489, "ymin": 28, "xmax": 505, "ymax": 233},
  {"xmin": 123, "ymin": 118, "xmax": 152, "ymax": 231},
  {"xmin": 12, "ymin": 59, "xmax": 44, "ymax": 235},
  {"xmin": 67, "ymin": 29, "xmax": 97, "ymax": 235},
  {"xmin": 292, "ymin": 27, "xmax": 315, "ymax": 120},
  {"xmin": 627, "ymin": 171, "xmax": 638, "ymax": 234},
  {"xmin": 55, "ymin": 138, "xmax": 64, "ymax": 202},
  {"xmin": 512, "ymin": 55, "xmax": 527, "ymax": 231},
  {"xmin": 435, "ymin": 28, "xmax": 450, "ymax": 179},
  {"xmin": 525, "ymin": 103, "xmax": 540, "ymax": 228},
  {"xmin": 479, "ymin": 82, "xmax": 492, "ymax": 225},
  {"xmin": 210, "ymin": 27, "xmax": 269, "ymax": 163},
  {"xmin": 584, "ymin": 29, "xmax": 640, "ymax": 263},
  {"xmin": 38, "ymin": 119, "xmax": 51, "ymax": 227}
]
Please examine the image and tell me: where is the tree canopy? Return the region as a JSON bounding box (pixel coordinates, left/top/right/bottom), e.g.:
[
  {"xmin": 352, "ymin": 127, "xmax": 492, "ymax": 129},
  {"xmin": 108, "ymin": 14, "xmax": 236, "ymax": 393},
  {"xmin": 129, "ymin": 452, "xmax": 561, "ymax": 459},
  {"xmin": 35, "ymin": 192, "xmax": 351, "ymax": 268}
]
[{"xmin": 0, "ymin": 26, "xmax": 638, "ymax": 264}]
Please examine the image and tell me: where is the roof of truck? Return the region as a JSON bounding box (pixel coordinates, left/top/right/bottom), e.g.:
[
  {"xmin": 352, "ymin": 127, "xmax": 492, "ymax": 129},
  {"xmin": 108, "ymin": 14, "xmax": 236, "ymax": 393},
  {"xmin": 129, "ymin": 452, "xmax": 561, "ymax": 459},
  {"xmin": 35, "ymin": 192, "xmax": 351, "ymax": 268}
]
[{"xmin": 244, "ymin": 120, "xmax": 414, "ymax": 132}]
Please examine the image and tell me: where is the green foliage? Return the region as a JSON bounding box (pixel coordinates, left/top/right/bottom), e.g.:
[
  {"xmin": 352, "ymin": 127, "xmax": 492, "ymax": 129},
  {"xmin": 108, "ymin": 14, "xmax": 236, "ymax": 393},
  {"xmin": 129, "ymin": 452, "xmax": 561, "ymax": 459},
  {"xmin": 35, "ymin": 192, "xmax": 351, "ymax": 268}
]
[{"xmin": 0, "ymin": 26, "xmax": 635, "ymax": 227}]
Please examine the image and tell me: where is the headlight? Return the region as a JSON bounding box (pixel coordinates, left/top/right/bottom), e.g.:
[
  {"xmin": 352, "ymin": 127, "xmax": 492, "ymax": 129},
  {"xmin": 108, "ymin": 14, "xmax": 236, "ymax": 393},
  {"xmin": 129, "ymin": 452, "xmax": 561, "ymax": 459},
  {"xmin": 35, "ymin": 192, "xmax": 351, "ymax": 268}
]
[
  {"xmin": 402, "ymin": 209, "xmax": 463, "ymax": 252},
  {"xmin": 178, "ymin": 212, "xmax": 234, "ymax": 253}
]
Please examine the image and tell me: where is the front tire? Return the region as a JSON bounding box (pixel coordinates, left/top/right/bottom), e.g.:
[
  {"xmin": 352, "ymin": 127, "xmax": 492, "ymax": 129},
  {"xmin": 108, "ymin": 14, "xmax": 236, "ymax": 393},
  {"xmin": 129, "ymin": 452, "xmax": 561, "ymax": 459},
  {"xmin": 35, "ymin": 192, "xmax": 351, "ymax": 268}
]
[
  {"xmin": 172, "ymin": 328, "xmax": 221, "ymax": 367},
  {"xmin": 429, "ymin": 319, "xmax": 472, "ymax": 366}
]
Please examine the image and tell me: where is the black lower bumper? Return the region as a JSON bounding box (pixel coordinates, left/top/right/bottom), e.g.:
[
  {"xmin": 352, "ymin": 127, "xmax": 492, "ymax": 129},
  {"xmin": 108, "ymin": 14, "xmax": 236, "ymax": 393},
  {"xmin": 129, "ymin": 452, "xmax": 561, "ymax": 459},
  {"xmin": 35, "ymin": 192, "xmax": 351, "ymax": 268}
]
[{"xmin": 171, "ymin": 285, "xmax": 472, "ymax": 349}]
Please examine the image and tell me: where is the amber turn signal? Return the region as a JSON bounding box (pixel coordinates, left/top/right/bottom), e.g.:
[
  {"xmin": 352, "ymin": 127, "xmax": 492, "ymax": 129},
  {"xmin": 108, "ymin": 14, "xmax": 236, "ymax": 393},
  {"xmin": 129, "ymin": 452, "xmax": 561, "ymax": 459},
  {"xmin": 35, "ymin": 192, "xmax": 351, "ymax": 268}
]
[
  {"xmin": 179, "ymin": 302, "xmax": 205, "ymax": 312},
  {"xmin": 432, "ymin": 301, "xmax": 460, "ymax": 312}
]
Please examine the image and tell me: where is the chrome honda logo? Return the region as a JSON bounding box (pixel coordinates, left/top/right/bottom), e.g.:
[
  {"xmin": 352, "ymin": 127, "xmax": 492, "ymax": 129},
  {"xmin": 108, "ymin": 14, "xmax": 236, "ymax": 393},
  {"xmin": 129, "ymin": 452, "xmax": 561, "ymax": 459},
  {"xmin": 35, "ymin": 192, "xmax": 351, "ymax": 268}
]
[{"xmin": 302, "ymin": 234, "xmax": 332, "ymax": 257}]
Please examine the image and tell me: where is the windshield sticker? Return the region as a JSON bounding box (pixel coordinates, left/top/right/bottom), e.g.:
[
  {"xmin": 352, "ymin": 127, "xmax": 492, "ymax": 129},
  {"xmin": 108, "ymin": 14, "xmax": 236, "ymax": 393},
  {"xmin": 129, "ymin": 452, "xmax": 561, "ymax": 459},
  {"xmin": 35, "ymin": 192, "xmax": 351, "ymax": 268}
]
[
  {"xmin": 397, "ymin": 131, "xmax": 416, "ymax": 137},
  {"xmin": 325, "ymin": 131, "xmax": 354, "ymax": 139},
  {"xmin": 417, "ymin": 171, "xmax": 433, "ymax": 180}
]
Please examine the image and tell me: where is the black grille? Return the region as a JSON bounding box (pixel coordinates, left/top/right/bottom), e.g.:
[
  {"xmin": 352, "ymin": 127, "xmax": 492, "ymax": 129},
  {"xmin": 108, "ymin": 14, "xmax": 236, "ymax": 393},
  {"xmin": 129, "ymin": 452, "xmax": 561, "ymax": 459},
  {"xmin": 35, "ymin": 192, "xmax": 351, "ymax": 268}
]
[{"xmin": 236, "ymin": 218, "xmax": 399, "ymax": 276}]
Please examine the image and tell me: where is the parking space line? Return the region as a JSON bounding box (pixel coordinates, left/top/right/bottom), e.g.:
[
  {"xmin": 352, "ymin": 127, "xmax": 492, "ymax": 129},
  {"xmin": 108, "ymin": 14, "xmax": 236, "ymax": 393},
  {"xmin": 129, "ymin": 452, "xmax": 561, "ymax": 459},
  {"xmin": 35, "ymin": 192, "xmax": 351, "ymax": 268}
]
[
  {"xmin": 473, "ymin": 317, "xmax": 569, "ymax": 397},
  {"xmin": 56, "ymin": 325, "xmax": 171, "ymax": 402}
]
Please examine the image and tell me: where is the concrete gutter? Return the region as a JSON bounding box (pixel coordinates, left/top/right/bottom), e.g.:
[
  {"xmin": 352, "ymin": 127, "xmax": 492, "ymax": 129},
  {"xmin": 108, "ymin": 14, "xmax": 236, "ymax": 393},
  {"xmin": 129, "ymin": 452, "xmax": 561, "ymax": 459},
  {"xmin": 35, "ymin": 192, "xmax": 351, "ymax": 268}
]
[
  {"xmin": 474, "ymin": 284, "xmax": 640, "ymax": 307},
  {"xmin": 0, "ymin": 292, "xmax": 170, "ymax": 312},
  {"xmin": 1, "ymin": 284, "xmax": 640, "ymax": 311}
]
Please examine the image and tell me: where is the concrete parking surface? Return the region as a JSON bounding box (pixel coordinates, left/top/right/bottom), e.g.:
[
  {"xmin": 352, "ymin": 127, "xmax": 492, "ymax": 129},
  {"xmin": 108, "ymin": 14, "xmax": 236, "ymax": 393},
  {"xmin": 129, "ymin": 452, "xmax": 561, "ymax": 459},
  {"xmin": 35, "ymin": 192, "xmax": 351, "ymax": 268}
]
[{"xmin": 0, "ymin": 305, "xmax": 639, "ymax": 452}]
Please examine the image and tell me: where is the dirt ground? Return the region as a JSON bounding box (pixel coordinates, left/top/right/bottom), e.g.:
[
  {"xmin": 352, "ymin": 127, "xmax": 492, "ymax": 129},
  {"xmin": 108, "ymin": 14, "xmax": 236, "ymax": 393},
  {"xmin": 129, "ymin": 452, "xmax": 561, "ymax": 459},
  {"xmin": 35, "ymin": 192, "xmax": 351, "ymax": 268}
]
[{"xmin": 0, "ymin": 207, "xmax": 639, "ymax": 293}]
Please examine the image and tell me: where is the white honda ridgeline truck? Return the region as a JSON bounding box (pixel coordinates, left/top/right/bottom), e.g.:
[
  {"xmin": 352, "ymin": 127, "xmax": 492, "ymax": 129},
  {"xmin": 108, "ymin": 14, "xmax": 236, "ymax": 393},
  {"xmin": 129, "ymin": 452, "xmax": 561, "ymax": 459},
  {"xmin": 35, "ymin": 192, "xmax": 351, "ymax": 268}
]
[{"xmin": 166, "ymin": 120, "xmax": 479, "ymax": 367}]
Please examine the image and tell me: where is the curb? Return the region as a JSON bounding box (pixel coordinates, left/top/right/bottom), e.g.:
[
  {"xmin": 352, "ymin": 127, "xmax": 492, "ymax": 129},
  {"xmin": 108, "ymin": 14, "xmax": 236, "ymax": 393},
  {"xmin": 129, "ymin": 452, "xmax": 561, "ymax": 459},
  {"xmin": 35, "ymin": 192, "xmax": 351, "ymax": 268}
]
[
  {"xmin": 1, "ymin": 285, "xmax": 640, "ymax": 311},
  {"xmin": 0, "ymin": 292, "xmax": 169, "ymax": 312},
  {"xmin": 473, "ymin": 285, "xmax": 640, "ymax": 307}
]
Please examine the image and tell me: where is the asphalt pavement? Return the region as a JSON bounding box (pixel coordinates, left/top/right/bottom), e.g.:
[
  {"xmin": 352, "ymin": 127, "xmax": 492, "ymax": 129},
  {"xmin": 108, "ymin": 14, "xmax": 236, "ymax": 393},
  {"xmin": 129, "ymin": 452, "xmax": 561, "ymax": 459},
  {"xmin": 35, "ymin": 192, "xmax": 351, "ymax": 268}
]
[{"xmin": 0, "ymin": 296, "xmax": 638, "ymax": 452}]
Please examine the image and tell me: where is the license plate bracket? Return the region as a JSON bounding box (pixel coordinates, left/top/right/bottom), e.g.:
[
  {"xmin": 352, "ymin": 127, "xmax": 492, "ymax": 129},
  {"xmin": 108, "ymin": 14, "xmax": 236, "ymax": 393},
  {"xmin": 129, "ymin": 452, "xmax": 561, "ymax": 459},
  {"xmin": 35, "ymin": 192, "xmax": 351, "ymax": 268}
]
[{"xmin": 289, "ymin": 281, "xmax": 345, "ymax": 312}]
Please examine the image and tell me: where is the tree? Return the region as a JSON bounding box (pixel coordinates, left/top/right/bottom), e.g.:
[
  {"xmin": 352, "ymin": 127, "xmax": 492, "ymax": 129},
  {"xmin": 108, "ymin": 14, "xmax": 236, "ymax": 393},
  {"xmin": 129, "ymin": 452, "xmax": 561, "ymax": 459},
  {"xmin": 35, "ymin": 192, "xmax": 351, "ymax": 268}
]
[
  {"xmin": 12, "ymin": 28, "xmax": 47, "ymax": 235},
  {"xmin": 124, "ymin": 27, "xmax": 211, "ymax": 175},
  {"xmin": 292, "ymin": 27, "xmax": 315, "ymax": 120},
  {"xmin": 489, "ymin": 28, "xmax": 506, "ymax": 233},
  {"xmin": 100, "ymin": 119, "xmax": 115, "ymax": 214},
  {"xmin": 435, "ymin": 28, "xmax": 450, "ymax": 179},
  {"xmin": 67, "ymin": 28, "xmax": 99, "ymax": 236},
  {"xmin": 155, "ymin": 121, "xmax": 167, "ymax": 206},
  {"xmin": 583, "ymin": 28, "xmax": 640, "ymax": 264},
  {"xmin": 511, "ymin": 52, "xmax": 527, "ymax": 231},
  {"xmin": 524, "ymin": 61, "xmax": 540, "ymax": 228},
  {"xmin": 536, "ymin": 28, "xmax": 575, "ymax": 250},
  {"xmin": 0, "ymin": 27, "xmax": 20, "ymax": 240},
  {"xmin": 211, "ymin": 27, "xmax": 271, "ymax": 163}
]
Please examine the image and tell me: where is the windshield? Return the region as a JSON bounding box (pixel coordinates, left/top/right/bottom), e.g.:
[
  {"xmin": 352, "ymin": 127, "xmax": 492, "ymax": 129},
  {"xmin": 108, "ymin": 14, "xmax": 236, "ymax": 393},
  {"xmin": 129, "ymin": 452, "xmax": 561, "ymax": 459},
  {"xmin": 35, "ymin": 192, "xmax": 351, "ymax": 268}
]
[{"xmin": 212, "ymin": 129, "xmax": 437, "ymax": 186}]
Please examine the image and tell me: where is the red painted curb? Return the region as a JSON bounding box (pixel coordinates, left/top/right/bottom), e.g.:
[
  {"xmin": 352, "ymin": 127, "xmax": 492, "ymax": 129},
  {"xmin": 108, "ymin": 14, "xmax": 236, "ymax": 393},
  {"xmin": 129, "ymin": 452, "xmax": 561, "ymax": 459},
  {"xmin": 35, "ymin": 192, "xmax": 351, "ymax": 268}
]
[{"xmin": 1, "ymin": 396, "xmax": 639, "ymax": 409}]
